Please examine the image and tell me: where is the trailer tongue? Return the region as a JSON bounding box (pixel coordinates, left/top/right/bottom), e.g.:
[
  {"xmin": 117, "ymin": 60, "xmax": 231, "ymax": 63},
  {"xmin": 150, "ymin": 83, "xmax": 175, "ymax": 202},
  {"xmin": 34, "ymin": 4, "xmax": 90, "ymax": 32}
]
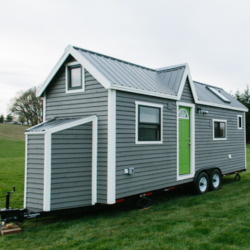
[{"xmin": 0, "ymin": 187, "xmax": 40, "ymax": 227}]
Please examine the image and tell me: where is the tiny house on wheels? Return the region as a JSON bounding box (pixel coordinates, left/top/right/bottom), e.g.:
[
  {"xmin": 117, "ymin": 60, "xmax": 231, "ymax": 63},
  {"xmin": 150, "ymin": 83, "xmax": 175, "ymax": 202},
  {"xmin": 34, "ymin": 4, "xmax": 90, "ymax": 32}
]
[{"xmin": 24, "ymin": 45, "xmax": 248, "ymax": 212}]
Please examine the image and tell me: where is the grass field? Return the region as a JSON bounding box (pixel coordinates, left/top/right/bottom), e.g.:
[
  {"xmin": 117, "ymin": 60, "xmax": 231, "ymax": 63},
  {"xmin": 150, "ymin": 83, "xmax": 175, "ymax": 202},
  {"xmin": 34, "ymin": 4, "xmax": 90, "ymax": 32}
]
[{"xmin": 1, "ymin": 124, "xmax": 250, "ymax": 250}]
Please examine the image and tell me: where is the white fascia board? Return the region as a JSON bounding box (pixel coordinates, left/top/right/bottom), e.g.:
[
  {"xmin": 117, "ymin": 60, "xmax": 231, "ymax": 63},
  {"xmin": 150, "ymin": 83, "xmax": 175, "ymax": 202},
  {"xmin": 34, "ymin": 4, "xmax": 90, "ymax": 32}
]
[
  {"xmin": 69, "ymin": 47, "xmax": 111, "ymax": 89},
  {"xmin": 46, "ymin": 116, "xmax": 97, "ymax": 134},
  {"xmin": 155, "ymin": 63, "xmax": 188, "ymax": 71},
  {"xmin": 37, "ymin": 46, "xmax": 73, "ymax": 97},
  {"xmin": 25, "ymin": 131, "xmax": 46, "ymax": 135},
  {"xmin": 107, "ymin": 89, "xmax": 116, "ymax": 204},
  {"xmin": 111, "ymin": 84, "xmax": 179, "ymax": 100},
  {"xmin": 24, "ymin": 134, "xmax": 28, "ymax": 208},
  {"xmin": 43, "ymin": 133, "xmax": 51, "ymax": 211},
  {"xmin": 196, "ymin": 101, "xmax": 248, "ymax": 112},
  {"xmin": 176, "ymin": 65, "xmax": 199, "ymax": 102},
  {"xmin": 36, "ymin": 46, "xmax": 112, "ymax": 97}
]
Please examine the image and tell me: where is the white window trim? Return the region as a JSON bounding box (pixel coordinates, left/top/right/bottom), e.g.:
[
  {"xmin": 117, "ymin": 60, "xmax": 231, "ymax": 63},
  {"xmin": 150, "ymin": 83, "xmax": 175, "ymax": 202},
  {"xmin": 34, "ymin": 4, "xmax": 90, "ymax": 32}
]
[
  {"xmin": 65, "ymin": 61, "xmax": 85, "ymax": 94},
  {"xmin": 176, "ymin": 102, "xmax": 195, "ymax": 181},
  {"xmin": 135, "ymin": 101, "xmax": 163, "ymax": 145},
  {"xmin": 237, "ymin": 115, "xmax": 243, "ymax": 129},
  {"xmin": 25, "ymin": 116, "xmax": 98, "ymax": 211},
  {"xmin": 213, "ymin": 119, "xmax": 227, "ymax": 140}
]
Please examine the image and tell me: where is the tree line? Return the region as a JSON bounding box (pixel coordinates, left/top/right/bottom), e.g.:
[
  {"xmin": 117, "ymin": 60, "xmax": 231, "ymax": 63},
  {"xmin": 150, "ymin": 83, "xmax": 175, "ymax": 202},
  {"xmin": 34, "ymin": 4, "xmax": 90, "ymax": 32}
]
[{"xmin": 0, "ymin": 87, "xmax": 43, "ymax": 126}]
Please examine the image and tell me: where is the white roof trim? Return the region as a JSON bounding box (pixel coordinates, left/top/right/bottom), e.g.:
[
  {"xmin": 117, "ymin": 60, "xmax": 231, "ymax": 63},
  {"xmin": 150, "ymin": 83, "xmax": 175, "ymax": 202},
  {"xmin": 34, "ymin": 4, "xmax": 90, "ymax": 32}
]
[
  {"xmin": 36, "ymin": 46, "xmax": 112, "ymax": 97},
  {"xmin": 36, "ymin": 46, "xmax": 248, "ymax": 112},
  {"xmin": 156, "ymin": 63, "xmax": 188, "ymax": 71}
]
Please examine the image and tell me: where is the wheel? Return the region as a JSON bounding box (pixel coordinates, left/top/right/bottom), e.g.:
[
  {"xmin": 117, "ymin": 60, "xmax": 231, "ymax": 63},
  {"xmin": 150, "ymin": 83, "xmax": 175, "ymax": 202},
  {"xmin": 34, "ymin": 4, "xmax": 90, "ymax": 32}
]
[
  {"xmin": 195, "ymin": 172, "xmax": 209, "ymax": 194},
  {"xmin": 209, "ymin": 169, "xmax": 221, "ymax": 191}
]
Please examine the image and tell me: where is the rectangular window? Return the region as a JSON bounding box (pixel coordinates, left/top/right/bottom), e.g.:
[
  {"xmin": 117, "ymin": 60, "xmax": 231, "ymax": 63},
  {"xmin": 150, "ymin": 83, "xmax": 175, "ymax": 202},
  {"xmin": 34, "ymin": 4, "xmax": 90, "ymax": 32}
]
[
  {"xmin": 135, "ymin": 102, "xmax": 163, "ymax": 144},
  {"xmin": 68, "ymin": 65, "xmax": 82, "ymax": 90},
  {"xmin": 65, "ymin": 62, "xmax": 85, "ymax": 94},
  {"xmin": 213, "ymin": 119, "xmax": 227, "ymax": 140},
  {"xmin": 238, "ymin": 115, "xmax": 243, "ymax": 129}
]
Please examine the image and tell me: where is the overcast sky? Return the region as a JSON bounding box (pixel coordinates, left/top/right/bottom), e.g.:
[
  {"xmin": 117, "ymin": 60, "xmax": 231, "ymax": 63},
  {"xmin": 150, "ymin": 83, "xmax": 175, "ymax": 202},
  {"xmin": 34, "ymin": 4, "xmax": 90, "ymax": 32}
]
[{"xmin": 1, "ymin": 0, "xmax": 250, "ymax": 117}]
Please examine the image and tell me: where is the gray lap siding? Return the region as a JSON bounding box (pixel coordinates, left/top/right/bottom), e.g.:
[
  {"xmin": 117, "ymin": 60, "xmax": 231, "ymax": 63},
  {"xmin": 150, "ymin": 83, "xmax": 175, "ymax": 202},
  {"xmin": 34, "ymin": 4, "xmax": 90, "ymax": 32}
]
[
  {"xmin": 51, "ymin": 123, "xmax": 92, "ymax": 210},
  {"xmin": 26, "ymin": 134, "xmax": 44, "ymax": 211},
  {"xmin": 115, "ymin": 80, "xmax": 246, "ymax": 199},
  {"xmin": 45, "ymin": 63, "xmax": 108, "ymax": 203},
  {"xmin": 115, "ymin": 91, "xmax": 189, "ymax": 199}
]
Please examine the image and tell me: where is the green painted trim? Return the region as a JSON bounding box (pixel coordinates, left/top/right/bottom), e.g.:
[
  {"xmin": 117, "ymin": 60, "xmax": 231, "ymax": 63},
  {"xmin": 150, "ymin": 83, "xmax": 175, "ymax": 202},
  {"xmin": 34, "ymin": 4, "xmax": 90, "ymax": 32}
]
[{"xmin": 178, "ymin": 106, "xmax": 190, "ymax": 175}]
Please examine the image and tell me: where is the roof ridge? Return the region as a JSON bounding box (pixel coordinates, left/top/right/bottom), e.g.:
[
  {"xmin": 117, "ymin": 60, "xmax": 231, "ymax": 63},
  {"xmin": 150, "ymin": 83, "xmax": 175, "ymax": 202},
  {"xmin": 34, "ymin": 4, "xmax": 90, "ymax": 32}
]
[{"xmin": 73, "ymin": 45, "xmax": 156, "ymax": 72}]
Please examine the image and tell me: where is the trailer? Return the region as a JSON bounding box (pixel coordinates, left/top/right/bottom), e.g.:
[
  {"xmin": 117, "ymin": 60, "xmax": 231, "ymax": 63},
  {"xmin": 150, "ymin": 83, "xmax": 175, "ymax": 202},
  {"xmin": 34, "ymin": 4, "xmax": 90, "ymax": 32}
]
[{"xmin": 1, "ymin": 45, "xmax": 248, "ymax": 224}]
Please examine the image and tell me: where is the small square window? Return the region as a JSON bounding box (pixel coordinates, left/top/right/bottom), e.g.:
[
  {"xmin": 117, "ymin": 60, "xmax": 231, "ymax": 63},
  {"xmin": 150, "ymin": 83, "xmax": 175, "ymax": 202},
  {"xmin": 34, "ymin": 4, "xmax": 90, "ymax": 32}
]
[
  {"xmin": 135, "ymin": 102, "xmax": 163, "ymax": 144},
  {"xmin": 213, "ymin": 120, "xmax": 227, "ymax": 140},
  {"xmin": 238, "ymin": 115, "xmax": 243, "ymax": 129}
]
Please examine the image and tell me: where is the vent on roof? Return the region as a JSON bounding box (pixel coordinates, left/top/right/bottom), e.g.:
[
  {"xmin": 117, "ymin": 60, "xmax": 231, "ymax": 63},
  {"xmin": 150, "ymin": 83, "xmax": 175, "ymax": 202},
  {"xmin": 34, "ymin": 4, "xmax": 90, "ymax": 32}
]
[{"xmin": 207, "ymin": 86, "xmax": 231, "ymax": 103}]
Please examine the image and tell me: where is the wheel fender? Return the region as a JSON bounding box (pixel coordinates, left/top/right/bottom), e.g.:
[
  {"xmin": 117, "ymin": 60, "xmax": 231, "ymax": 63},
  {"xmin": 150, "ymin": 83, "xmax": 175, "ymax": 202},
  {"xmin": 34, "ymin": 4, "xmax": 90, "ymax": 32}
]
[{"xmin": 194, "ymin": 167, "xmax": 222, "ymax": 184}]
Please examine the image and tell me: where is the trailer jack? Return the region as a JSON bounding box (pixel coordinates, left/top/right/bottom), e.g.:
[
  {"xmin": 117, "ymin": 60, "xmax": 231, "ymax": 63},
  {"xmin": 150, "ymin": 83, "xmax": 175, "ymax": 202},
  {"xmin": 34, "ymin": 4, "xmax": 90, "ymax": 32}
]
[
  {"xmin": 0, "ymin": 187, "xmax": 40, "ymax": 227},
  {"xmin": 136, "ymin": 196, "xmax": 152, "ymax": 209},
  {"xmin": 234, "ymin": 173, "xmax": 241, "ymax": 181}
]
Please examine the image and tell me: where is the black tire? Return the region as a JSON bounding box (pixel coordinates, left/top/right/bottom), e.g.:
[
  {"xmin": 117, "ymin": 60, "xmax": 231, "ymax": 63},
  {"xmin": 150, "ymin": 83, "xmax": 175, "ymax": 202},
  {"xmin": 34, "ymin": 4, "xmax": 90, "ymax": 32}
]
[
  {"xmin": 195, "ymin": 172, "xmax": 209, "ymax": 194},
  {"xmin": 209, "ymin": 169, "xmax": 221, "ymax": 191}
]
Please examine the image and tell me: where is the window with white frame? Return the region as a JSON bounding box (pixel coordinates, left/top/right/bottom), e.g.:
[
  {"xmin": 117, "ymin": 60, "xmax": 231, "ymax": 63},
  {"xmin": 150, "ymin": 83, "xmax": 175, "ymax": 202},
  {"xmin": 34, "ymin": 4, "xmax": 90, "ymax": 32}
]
[
  {"xmin": 237, "ymin": 115, "xmax": 243, "ymax": 129},
  {"xmin": 65, "ymin": 62, "xmax": 85, "ymax": 93},
  {"xmin": 135, "ymin": 102, "xmax": 163, "ymax": 144},
  {"xmin": 213, "ymin": 119, "xmax": 227, "ymax": 140}
]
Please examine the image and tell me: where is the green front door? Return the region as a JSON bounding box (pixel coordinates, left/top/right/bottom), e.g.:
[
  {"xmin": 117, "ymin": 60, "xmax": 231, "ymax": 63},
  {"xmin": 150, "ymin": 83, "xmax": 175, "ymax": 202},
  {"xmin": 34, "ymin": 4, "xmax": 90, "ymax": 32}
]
[{"xmin": 179, "ymin": 107, "xmax": 190, "ymax": 175}]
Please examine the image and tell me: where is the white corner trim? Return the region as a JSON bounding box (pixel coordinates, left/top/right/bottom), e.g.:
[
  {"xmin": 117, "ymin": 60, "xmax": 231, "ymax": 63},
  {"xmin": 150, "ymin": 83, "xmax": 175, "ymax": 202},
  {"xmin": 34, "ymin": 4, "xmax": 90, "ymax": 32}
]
[
  {"xmin": 244, "ymin": 113, "xmax": 247, "ymax": 169},
  {"xmin": 107, "ymin": 89, "xmax": 116, "ymax": 204},
  {"xmin": 92, "ymin": 117, "xmax": 98, "ymax": 205},
  {"xmin": 43, "ymin": 92, "xmax": 46, "ymax": 122},
  {"xmin": 212, "ymin": 119, "xmax": 227, "ymax": 140},
  {"xmin": 176, "ymin": 102, "xmax": 195, "ymax": 181},
  {"xmin": 24, "ymin": 134, "xmax": 28, "ymax": 208},
  {"xmin": 237, "ymin": 115, "xmax": 243, "ymax": 129},
  {"xmin": 65, "ymin": 61, "xmax": 85, "ymax": 94},
  {"xmin": 43, "ymin": 133, "xmax": 51, "ymax": 211},
  {"xmin": 135, "ymin": 101, "xmax": 163, "ymax": 145}
]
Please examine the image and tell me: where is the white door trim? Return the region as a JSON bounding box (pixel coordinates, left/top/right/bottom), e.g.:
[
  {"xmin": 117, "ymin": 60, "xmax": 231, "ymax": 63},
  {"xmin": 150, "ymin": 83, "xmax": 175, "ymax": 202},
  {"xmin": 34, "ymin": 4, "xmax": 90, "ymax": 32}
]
[{"xmin": 176, "ymin": 102, "xmax": 195, "ymax": 181}]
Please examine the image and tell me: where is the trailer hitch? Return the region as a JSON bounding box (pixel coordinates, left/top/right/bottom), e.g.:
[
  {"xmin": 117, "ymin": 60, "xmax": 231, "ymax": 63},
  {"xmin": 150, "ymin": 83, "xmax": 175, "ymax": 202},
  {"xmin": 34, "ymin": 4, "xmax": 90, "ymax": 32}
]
[{"xmin": 0, "ymin": 187, "xmax": 40, "ymax": 227}]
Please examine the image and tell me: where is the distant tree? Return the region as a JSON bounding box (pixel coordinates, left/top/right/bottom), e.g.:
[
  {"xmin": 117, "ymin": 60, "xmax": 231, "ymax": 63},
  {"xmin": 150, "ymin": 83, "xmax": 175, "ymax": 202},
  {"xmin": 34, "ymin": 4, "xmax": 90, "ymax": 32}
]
[
  {"xmin": 18, "ymin": 115, "xmax": 26, "ymax": 125},
  {"xmin": 0, "ymin": 114, "xmax": 4, "ymax": 123},
  {"xmin": 233, "ymin": 86, "xmax": 250, "ymax": 143},
  {"xmin": 9, "ymin": 87, "xmax": 43, "ymax": 126},
  {"xmin": 6, "ymin": 114, "xmax": 13, "ymax": 122}
]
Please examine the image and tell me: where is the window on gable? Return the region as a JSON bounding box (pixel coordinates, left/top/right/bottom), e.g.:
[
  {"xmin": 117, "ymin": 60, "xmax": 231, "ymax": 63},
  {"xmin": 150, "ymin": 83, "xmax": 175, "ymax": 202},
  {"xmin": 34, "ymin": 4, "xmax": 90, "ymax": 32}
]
[
  {"xmin": 213, "ymin": 120, "xmax": 227, "ymax": 140},
  {"xmin": 135, "ymin": 102, "xmax": 163, "ymax": 144},
  {"xmin": 65, "ymin": 62, "xmax": 85, "ymax": 93},
  {"xmin": 238, "ymin": 115, "xmax": 243, "ymax": 129}
]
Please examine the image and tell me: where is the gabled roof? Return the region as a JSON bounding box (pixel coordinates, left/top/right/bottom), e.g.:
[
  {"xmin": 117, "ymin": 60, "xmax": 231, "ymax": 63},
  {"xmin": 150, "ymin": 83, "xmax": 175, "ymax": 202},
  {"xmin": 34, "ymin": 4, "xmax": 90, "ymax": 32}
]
[{"xmin": 36, "ymin": 45, "xmax": 248, "ymax": 112}]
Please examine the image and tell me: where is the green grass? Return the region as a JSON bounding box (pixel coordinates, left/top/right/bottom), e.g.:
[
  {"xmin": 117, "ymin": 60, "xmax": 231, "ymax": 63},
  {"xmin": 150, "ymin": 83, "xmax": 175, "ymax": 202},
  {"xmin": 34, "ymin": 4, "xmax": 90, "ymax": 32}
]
[{"xmin": 1, "ymin": 124, "xmax": 250, "ymax": 249}]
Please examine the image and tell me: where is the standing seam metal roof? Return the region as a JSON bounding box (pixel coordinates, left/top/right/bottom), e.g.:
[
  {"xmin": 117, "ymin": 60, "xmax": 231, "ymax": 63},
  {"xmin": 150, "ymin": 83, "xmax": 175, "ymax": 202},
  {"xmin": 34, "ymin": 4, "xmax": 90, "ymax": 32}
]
[{"xmin": 26, "ymin": 116, "xmax": 93, "ymax": 132}]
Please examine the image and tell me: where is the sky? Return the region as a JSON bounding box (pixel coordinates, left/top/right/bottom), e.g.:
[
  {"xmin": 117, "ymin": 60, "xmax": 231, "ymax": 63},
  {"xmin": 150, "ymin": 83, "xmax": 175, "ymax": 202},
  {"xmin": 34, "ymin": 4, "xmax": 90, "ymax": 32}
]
[{"xmin": 1, "ymin": 0, "xmax": 250, "ymax": 117}]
